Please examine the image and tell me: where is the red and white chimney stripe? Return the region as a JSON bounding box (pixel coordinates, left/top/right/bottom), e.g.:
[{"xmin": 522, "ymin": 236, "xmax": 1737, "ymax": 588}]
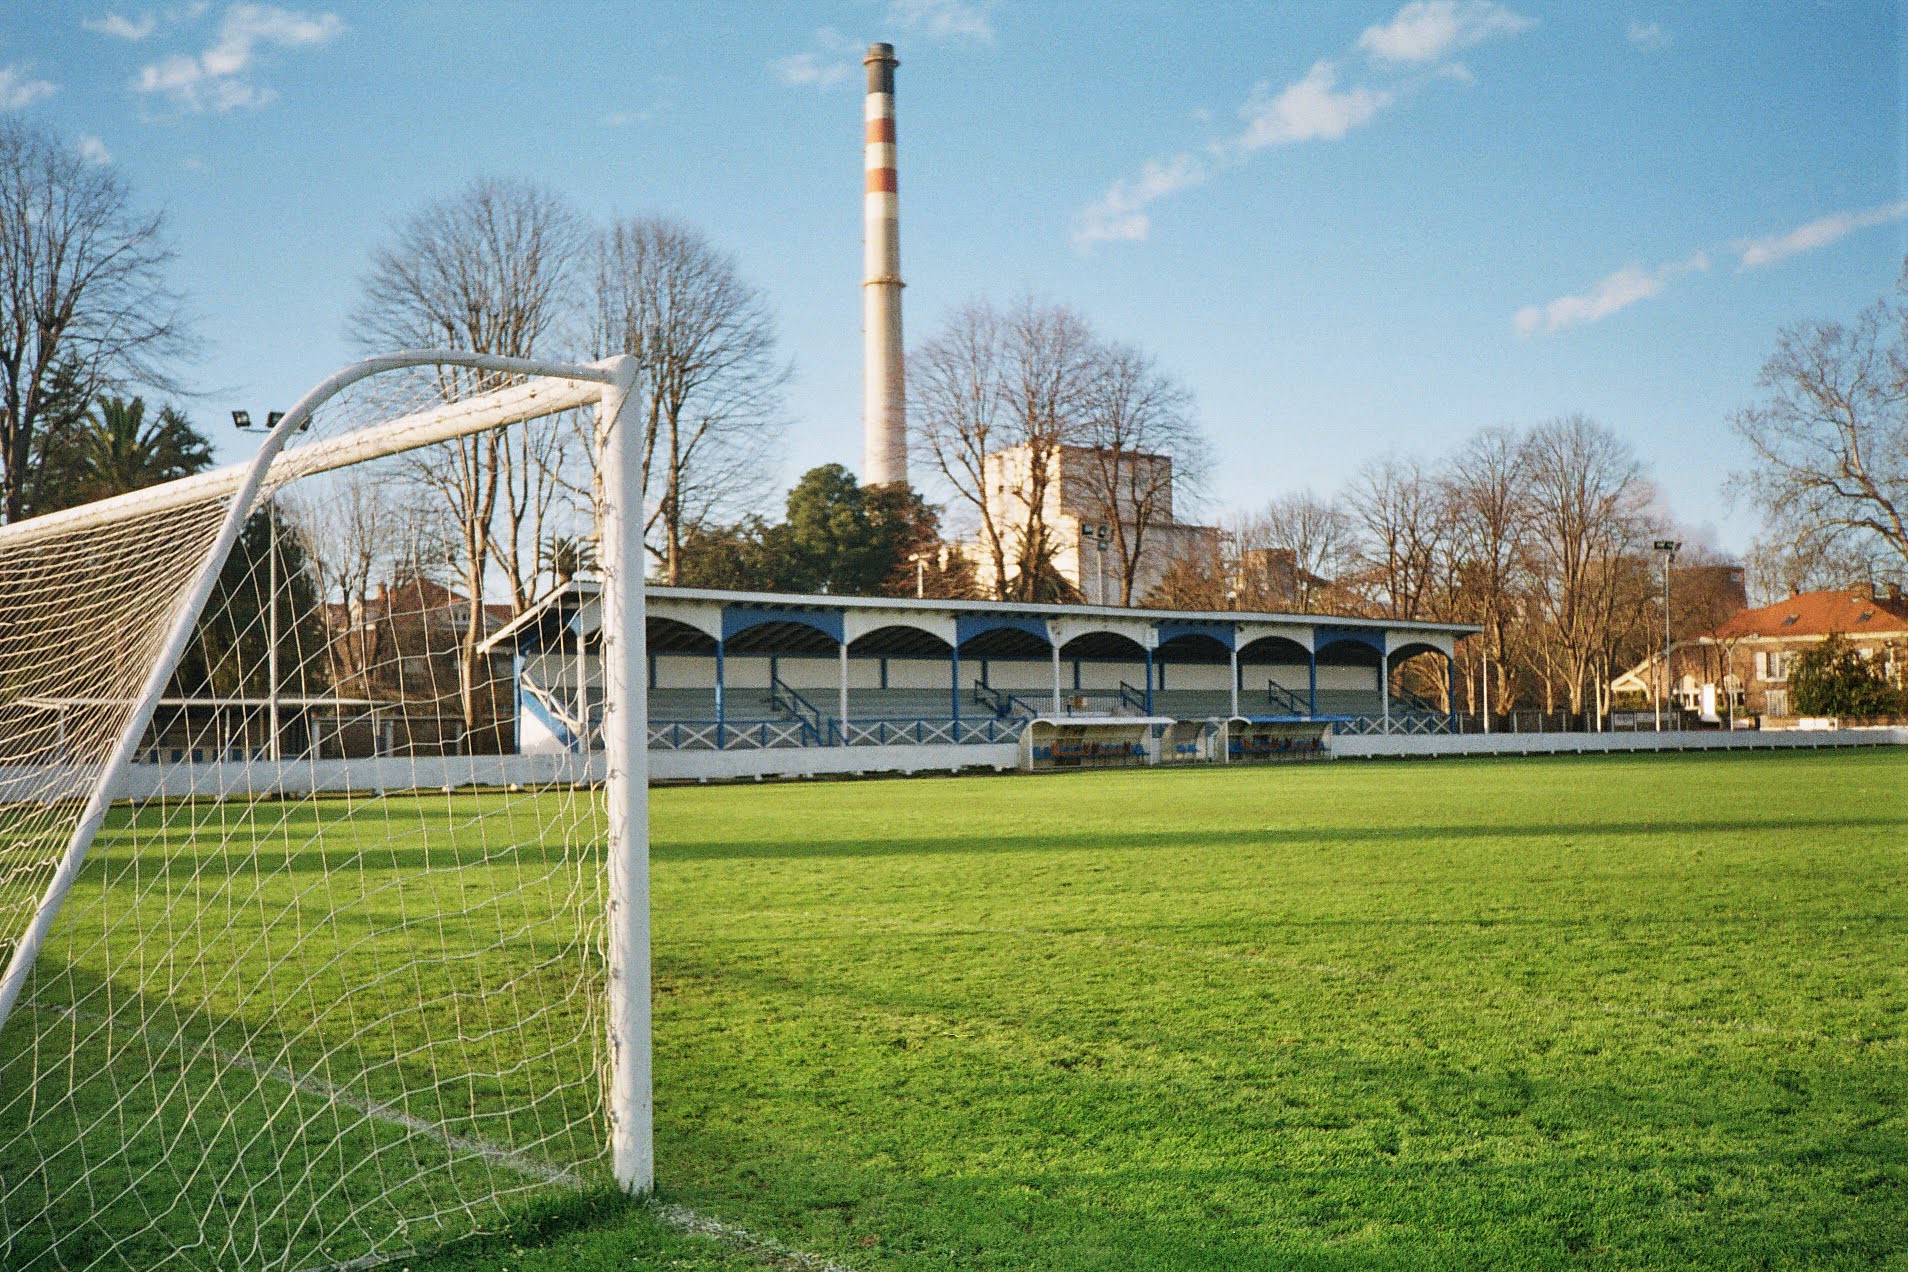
[{"xmin": 862, "ymin": 43, "xmax": 906, "ymax": 488}]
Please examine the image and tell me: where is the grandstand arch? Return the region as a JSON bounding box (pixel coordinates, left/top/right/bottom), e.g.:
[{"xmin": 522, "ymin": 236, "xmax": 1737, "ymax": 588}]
[
  {"xmin": 1387, "ymin": 638, "xmax": 1455, "ymax": 715},
  {"xmin": 955, "ymin": 614, "xmax": 1053, "ymax": 660},
  {"xmin": 847, "ymin": 624, "xmax": 955, "ymax": 657},
  {"xmin": 1154, "ymin": 631, "xmax": 1231, "ymax": 664},
  {"xmin": 646, "ymin": 615, "xmax": 718, "ymax": 654},
  {"xmin": 843, "ymin": 609, "xmax": 955, "ymax": 650},
  {"xmin": 1237, "ymin": 633, "xmax": 1312, "ymax": 664},
  {"xmin": 1058, "ymin": 630, "xmax": 1149, "ymax": 662},
  {"xmin": 1313, "ymin": 636, "xmax": 1384, "ymax": 667},
  {"xmin": 721, "ymin": 606, "xmax": 843, "ymax": 655}
]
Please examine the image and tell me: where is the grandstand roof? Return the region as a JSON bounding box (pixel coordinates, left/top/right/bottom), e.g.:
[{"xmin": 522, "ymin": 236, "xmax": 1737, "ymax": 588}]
[
  {"xmin": 481, "ymin": 581, "xmax": 1478, "ymax": 658},
  {"xmin": 644, "ymin": 585, "xmax": 1479, "ymax": 634}
]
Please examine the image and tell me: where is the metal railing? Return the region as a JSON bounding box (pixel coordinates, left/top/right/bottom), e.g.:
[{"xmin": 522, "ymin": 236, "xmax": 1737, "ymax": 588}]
[
  {"xmin": 835, "ymin": 716, "xmax": 1025, "ymax": 746},
  {"xmin": 972, "ymin": 681, "xmax": 1042, "ymax": 719},
  {"xmin": 1118, "ymin": 681, "xmax": 1149, "ymax": 714},
  {"xmin": 1266, "ymin": 680, "xmax": 1309, "ymax": 715},
  {"xmin": 1333, "ymin": 712, "xmax": 1457, "ymax": 736},
  {"xmin": 767, "ymin": 672, "xmax": 825, "ymax": 746},
  {"xmin": 646, "ymin": 718, "xmax": 812, "ymax": 750}
]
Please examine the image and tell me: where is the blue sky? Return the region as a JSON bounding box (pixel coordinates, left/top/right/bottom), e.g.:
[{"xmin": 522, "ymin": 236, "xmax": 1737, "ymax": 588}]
[{"xmin": 5, "ymin": 0, "xmax": 1902, "ymax": 553}]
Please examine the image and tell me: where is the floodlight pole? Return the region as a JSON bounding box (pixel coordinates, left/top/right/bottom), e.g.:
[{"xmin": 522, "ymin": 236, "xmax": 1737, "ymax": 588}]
[
  {"xmin": 1653, "ymin": 540, "xmax": 1680, "ymax": 732},
  {"xmin": 599, "ymin": 354, "xmax": 654, "ymax": 1196}
]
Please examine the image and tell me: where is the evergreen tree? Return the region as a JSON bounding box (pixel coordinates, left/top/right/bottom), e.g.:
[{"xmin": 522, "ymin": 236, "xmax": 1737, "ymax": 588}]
[
  {"xmin": 1790, "ymin": 632, "xmax": 1902, "ymax": 717},
  {"xmin": 34, "ymin": 395, "xmax": 215, "ymax": 512}
]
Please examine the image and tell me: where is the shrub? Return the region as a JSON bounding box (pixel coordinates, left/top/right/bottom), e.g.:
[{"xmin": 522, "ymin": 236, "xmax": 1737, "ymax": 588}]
[{"xmin": 1790, "ymin": 632, "xmax": 1903, "ymax": 717}]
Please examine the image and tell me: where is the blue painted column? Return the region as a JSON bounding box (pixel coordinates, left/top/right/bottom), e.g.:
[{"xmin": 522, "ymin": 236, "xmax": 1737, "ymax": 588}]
[
  {"xmin": 1381, "ymin": 646, "xmax": 1392, "ymax": 734},
  {"xmin": 1307, "ymin": 649, "xmax": 1318, "ymax": 717},
  {"xmin": 1144, "ymin": 648, "xmax": 1155, "ymax": 715},
  {"xmin": 1444, "ymin": 649, "xmax": 1457, "ymax": 730},
  {"xmin": 950, "ymin": 643, "xmax": 961, "ymax": 739},
  {"xmin": 714, "ymin": 641, "xmax": 726, "ymax": 750}
]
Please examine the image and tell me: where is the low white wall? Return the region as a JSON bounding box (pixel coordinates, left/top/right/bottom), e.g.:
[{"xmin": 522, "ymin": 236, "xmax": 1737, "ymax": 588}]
[
  {"xmin": 648, "ymin": 742, "xmax": 1017, "ymax": 781},
  {"xmin": 71, "ymin": 744, "xmax": 1018, "ymax": 799},
  {"xmin": 108, "ymin": 753, "xmax": 607, "ymax": 799},
  {"xmin": 1331, "ymin": 727, "xmax": 1908, "ymax": 760}
]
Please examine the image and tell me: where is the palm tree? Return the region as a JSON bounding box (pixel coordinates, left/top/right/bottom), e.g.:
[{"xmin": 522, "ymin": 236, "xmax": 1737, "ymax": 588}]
[
  {"xmin": 543, "ymin": 533, "xmax": 598, "ymax": 588},
  {"xmin": 57, "ymin": 396, "xmax": 215, "ymax": 502}
]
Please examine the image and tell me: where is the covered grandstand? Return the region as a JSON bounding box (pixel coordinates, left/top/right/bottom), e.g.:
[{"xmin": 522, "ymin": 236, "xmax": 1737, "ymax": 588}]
[{"xmin": 480, "ymin": 585, "xmax": 1475, "ymax": 777}]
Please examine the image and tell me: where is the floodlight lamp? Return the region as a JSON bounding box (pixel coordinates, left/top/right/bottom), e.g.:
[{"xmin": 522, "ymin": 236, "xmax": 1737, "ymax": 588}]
[
  {"xmin": 231, "ymin": 410, "xmax": 252, "ymax": 430},
  {"xmin": 1653, "ymin": 539, "xmax": 1681, "ymax": 554},
  {"xmin": 267, "ymin": 412, "xmax": 285, "ymax": 429}
]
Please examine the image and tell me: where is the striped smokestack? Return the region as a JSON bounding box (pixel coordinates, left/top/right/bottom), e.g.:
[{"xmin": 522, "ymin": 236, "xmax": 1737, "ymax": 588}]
[{"xmin": 861, "ymin": 42, "xmax": 906, "ymax": 488}]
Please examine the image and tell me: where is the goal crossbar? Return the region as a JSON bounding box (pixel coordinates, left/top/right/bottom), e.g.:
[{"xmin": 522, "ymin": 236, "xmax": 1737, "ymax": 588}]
[{"xmin": 0, "ymin": 354, "xmax": 615, "ymax": 550}]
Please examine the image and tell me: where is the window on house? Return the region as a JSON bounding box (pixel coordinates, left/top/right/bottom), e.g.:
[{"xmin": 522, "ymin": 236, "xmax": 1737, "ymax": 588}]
[{"xmin": 1765, "ymin": 689, "xmax": 1789, "ymax": 717}]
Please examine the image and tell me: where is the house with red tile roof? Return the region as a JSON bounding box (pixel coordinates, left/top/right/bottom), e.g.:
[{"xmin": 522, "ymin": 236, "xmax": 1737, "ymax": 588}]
[{"xmin": 1613, "ymin": 584, "xmax": 1908, "ymax": 722}]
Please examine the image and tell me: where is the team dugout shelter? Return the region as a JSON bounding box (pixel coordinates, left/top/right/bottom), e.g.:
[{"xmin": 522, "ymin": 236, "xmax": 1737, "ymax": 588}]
[{"xmin": 481, "ymin": 585, "xmax": 1477, "ymax": 781}]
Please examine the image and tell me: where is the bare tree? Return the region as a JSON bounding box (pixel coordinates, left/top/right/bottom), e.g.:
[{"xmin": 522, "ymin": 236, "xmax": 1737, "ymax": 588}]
[
  {"xmin": 1745, "ymin": 531, "xmax": 1893, "ymax": 604},
  {"xmin": 912, "ymin": 298, "xmax": 1099, "ymax": 601},
  {"xmin": 1521, "ymin": 414, "xmax": 1655, "ymax": 717},
  {"xmin": 591, "ymin": 216, "xmax": 785, "ymax": 583},
  {"xmin": 1733, "ymin": 272, "xmax": 1908, "ymax": 575},
  {"xmin": 351, "ymin": 177, "xmax": 586, "ymax": 739},
  {"xmin": 1442, "ymin": 427, "xmax": 1533, "ymax": 718},
  {"xmin": 0, "ymin": 117, "xmax": 194, "ymax": 522},
  {"xmin": 1071, "ymin": 341, "xmax": 1204, "ymax": 604},
  {"xmin": 1349, "ymin": 456, "xmax": 1450, "ymax": 620},
  {"xmin": 911, "ymin": 301, "xmax": 1012, "ymax": 593},
  {"xmin": 285, "ymin": 474, "xmax": 395, "ymax": 688},
  {"xmin": 1230, "ymin": 491, "xmax": 1356, "ymax": 612}
]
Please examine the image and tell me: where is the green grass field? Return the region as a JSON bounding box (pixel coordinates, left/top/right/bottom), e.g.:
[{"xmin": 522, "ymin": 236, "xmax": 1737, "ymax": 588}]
[
  {"xmin": 7, "ymin": 749, "xmax": 1907, "ymax": 1270},
  {"xmin": 440, "ymin": 749, "xmax": 1907, "ymax": 1271}
]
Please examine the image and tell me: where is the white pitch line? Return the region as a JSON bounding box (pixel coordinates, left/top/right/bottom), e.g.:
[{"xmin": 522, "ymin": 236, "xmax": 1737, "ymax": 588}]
[
  {"xmin": 29, "ymin": 1003, "xmax": 857, "ymax": 1272},
  {"xmin": 652, "ymin": 1204, "xmax": 861, "ymax": 1272}
]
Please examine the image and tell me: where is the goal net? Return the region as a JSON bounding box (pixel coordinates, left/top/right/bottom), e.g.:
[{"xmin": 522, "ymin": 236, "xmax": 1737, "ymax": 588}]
[{"xmin": 0, "ymin": 352, "xmax": 649, "ymax": 1270}]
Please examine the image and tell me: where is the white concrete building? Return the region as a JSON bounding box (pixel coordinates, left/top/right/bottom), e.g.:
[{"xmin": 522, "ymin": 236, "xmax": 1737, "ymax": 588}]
[{"xmin": 970, "ymin": 444, "xmax": 1219, "ymax": 605}]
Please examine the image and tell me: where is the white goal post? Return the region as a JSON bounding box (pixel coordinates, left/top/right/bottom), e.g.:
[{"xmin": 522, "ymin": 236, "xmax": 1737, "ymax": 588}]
[{"xmin": 0, "ymin": 350, "xmax": 651, "ymax": 1268}]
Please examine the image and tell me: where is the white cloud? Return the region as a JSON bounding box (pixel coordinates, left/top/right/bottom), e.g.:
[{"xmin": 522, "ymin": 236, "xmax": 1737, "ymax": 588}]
[
  {"xmin": 1075, "ymin": 0, "xmax": 1534, "ymax": 252},
  {"xmin": 1357, "ymin": 0, "xmax": 1533, "ymax": 66},
  {"xmin": 0, "ymin": 65, "xmax": 57, "ymax": 110},
  {"xmin": 1075, "ymin": 60, "xmax": 1392, "ymax": 249},
  {"xmin": 133, "ymin": 3, "xmax": 343, "ymax": 113},
  {"xmin": 1626, "ymin": 21, "xmax": 1671, "ymax": 51},
  {"xmin": 1514, "ymin": 252, "xmax": 1708, "ymax": 335},
  {"xmin": 76, "ymin": 135, "xmax": 113, "ymax": 164},
  {"xmin": 771, "ymin": 27, "xmax": 856, "ymax": 89},
  {"xmin": 1074, "ymin": 153, "xmax": 1210, "ymax": 247},
  {"xmin": 886, "ymin": 0, "xmax": 993, "ymax": 42},
  {"xmin": 84, "ymin": 12, "xmax": 158, "ymax": 40},
  {"xmin": 1232, "ymin": 60, "xmax": 1391, "ymax": 152},
  {"xmin": 774, "ymin": 1, "xmax": 992, "ymax": 90},
  {"xmin": 1735, "ymin": 200, "xmax": 1908, "ymax": 270}
]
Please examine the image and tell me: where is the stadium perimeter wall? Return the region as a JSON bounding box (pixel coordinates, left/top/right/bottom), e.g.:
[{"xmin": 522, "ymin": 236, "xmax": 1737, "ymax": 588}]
[
  {"xmin": 1331, "ymin": 727, "xmax": 1908, "ymax": 760},
  {"xmin": 45, "ymin": 743, "xmax": 1019, "ymax": 801},
  {"xmin": 20, "ymin": 729, "xmax": 1901, "ymax": 803}
]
